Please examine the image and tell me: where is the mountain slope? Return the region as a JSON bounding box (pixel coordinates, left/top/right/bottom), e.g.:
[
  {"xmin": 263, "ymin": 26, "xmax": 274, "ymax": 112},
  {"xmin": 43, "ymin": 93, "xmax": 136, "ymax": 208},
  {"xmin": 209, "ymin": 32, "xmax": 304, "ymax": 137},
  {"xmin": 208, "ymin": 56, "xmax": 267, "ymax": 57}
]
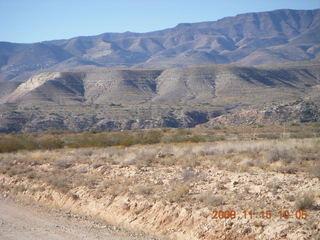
[
  {"xmin": 0, "ymin": 82, "xmax": 21, "ymax": 99},
  {"xmin": 0, "ymin": 61, "xmax": 319, "ymax": 133},
  {"xmin": 2, "ymin": 62, "xmax": 320, "ymax": 106},
  {"xmin": 1, "ymin": 72, "xmax": 84, "ymax": 104},
  {"xmin": 1, "ymin": 9, "xmax": 319, "ymax": 82}
]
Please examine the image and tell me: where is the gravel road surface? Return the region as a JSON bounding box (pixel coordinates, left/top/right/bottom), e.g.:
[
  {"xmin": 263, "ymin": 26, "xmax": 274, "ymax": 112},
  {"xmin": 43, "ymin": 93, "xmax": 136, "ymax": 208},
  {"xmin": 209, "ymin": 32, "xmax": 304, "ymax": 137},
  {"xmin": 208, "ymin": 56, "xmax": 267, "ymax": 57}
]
[{"xmin": 0, "ymin": 195, "xmax": 157, "ymax": 240}]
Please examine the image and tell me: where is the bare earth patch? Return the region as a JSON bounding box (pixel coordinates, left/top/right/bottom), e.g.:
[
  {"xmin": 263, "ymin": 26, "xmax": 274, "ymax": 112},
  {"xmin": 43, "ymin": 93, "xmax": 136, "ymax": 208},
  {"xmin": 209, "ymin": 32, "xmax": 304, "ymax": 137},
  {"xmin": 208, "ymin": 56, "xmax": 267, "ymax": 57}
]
[{"xmin": 0, "ymin": 195, "xmax": 157, "ymax": 240}]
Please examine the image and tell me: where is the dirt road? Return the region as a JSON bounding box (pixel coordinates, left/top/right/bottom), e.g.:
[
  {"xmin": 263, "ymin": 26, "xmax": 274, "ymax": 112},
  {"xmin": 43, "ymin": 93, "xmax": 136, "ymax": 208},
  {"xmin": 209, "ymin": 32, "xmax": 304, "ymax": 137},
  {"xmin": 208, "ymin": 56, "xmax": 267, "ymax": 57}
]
[{"xmin": 0, "ymin": 195, "xmax": 157, "ymax": 240}]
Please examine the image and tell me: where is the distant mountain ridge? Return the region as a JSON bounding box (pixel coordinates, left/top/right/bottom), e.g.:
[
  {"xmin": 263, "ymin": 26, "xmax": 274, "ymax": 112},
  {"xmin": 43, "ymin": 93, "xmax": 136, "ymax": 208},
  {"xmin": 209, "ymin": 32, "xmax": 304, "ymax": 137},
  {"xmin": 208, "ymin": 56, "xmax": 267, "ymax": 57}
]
[{"xmin": 1, "ymin": 9, "xmax": 320, "ymax": 82}]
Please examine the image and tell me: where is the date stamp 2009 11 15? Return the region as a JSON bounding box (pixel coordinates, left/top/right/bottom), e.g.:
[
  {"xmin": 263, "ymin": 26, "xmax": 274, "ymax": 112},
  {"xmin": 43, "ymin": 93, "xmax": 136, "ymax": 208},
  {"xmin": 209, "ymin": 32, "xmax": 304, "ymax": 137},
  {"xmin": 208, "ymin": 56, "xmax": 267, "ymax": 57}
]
[{"xmin": 212, "ymin": 209, "xmax": 308, "ymax": 220}]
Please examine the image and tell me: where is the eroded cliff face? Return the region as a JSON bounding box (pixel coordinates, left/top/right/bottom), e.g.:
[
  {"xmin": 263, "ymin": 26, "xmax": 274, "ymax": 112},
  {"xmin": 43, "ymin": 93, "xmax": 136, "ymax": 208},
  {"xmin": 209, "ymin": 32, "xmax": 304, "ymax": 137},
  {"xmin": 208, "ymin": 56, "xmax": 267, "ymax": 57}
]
[{"xmin": 1, "ymin": 72, "xmax": 63, "ymax": 103}]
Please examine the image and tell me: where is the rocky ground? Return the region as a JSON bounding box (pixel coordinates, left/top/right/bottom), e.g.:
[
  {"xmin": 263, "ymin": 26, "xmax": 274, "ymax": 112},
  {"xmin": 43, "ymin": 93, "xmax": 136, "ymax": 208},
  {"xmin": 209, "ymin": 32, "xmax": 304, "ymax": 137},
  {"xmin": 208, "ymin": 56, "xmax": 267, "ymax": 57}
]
[
  {"xmin": 208, "ymin": 99, "xmax": 320, "ymax": 127},
  {"xmin": 0, "ymin": 136, "xmax": 319, "ymax": 240}
]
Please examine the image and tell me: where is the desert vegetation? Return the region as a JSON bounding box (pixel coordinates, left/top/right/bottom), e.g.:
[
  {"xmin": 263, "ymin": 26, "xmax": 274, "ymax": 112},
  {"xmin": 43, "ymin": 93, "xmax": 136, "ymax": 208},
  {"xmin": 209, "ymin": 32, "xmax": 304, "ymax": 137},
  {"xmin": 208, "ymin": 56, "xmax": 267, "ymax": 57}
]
[
  {"xmin": 0, "ymin": 123, "xmax": 319, "ymax": 153},
  {"xmin": 0, "ymin": 123, "xmax": 319, "ymax": 239}
]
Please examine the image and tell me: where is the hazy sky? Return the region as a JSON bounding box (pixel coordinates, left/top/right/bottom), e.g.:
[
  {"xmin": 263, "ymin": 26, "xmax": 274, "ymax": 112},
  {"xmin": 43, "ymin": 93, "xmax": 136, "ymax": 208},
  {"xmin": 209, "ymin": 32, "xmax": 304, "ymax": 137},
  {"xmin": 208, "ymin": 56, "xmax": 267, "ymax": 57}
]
[{"xmin": 1, "ymin": 0, "xmax": 319, "ymax": 43}]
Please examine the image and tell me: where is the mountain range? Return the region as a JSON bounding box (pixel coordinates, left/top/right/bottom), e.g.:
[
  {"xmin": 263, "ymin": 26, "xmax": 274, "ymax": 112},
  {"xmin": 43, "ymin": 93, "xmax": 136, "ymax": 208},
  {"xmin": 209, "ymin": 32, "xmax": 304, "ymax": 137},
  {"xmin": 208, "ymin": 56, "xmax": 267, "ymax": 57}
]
[
  {"xmin": 1, "ymin": 9, "xmax": 320, "ymax": 83},
  {"xmin": 0, "ymin": 61, "xmax": 319, "ymax": 133},
  {"xmin": 0, "ymin": 9, "xmax": 319, "ymax": 133}
]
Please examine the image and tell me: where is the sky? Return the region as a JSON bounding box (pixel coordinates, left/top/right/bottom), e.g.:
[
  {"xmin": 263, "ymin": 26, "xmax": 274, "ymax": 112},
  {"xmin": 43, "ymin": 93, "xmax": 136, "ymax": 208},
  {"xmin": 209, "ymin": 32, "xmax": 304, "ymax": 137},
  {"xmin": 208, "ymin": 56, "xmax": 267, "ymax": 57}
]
[{"xmin": 1, "ymin": 0, "xmax": 320, "ymax": 43}]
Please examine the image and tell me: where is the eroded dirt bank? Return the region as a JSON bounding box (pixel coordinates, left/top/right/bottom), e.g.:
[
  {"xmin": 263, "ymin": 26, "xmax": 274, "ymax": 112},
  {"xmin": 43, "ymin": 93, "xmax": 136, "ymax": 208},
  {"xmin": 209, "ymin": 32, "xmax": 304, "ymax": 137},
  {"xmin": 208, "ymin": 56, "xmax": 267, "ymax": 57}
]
[
  {"xmin": 0, "ymin": 194, "xmax": 158, "ymax": 240},
  {"xmin": 1, "ymin": 139, "xmax": 320, "ymax": 239}
]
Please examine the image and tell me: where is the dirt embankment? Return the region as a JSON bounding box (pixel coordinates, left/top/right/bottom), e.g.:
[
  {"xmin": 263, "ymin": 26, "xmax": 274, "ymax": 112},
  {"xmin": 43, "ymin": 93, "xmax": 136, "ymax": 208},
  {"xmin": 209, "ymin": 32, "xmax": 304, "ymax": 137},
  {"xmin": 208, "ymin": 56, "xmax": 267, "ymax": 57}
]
[
  {"xmin": 0, "ymin": 194, "xmax": 157, "ymax": 240},
  {"xmin": 1, "ymin": 174, "xmax": 211, "ymax": 240},
  {"xmin": 1, "ymin": 139, "xmax": 320, "ymax": 240}
]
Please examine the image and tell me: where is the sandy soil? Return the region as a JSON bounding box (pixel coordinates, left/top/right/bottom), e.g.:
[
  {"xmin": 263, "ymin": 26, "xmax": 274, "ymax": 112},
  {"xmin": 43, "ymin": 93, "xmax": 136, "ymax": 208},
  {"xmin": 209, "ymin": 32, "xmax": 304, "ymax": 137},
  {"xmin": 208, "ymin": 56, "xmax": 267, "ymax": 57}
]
[{"xmin": 0, "ymin": 195, "xmax": 157, "ymax": 240}]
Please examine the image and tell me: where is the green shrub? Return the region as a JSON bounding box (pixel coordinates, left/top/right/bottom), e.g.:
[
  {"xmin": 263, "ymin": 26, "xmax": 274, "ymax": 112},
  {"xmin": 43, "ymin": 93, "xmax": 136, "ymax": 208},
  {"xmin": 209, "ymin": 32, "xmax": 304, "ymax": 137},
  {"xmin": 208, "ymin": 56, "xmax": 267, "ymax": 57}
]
[
  {"xmin": 37, "ymin": 137, "xmax": 64, "ymax": 150},
  {"xmin": 290, "ymin": 133, "xmax": 315, "ymax": 139},
  {"xmin": 256, "ymin": 134, "xmax": 280, "ymax": 139},
  {"xmin": 0, "ymin": 137, "xmax": 31, "ymax": 153}
]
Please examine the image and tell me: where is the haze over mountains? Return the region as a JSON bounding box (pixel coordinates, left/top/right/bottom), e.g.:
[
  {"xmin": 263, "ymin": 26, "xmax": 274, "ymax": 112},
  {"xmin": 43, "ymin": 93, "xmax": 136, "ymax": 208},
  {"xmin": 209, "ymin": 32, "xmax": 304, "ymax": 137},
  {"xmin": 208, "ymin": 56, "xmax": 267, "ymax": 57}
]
[
  {"xmin": 0, "ymin": 9, "xmax": 319, "ymax": 133},
  {"xmin": 1, "ymin": 9, "xmax": 320, "ymax": 82}
]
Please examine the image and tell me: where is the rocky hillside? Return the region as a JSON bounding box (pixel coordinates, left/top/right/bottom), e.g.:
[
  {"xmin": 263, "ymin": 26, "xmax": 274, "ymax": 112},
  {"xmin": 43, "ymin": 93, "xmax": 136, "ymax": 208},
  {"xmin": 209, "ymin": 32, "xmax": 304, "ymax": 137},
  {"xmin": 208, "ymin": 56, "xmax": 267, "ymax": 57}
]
[
  {"xmin": 0, "ymin": 9, "xmax": 319, "ymax": 82},
  {"xmin": 207, "ymin": 99, "xmax": 320, "ymax": 126},
  {"xmin": 1, "ymin": 62, "xmax": 320, "ymax": 106},
  {"xmin": 0, "ymin": 62, "xmax": 319, "ymax": 133}
]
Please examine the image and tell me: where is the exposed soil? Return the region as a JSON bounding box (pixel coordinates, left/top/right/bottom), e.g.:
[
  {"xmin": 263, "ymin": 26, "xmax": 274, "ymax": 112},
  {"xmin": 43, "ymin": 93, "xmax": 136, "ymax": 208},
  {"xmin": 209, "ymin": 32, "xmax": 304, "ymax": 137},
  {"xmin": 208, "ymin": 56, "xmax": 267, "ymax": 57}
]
[{"xmin": 0, "ymin": 194, "xmax": 158, "ymax": 240}]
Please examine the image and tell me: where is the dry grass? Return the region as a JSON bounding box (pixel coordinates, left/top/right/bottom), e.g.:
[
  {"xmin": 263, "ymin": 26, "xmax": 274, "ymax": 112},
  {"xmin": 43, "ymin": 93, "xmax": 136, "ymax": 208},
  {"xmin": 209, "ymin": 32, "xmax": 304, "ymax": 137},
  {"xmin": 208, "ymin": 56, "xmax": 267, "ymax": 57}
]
[
  {"xmin": 294, "ymin": 192, "xmax": 316, "ymax": 210},
  {"xmin": 0, "ymin": 125, "xmax": 319, "ymax": 240},
  {"xmin": 167, "ymin": 184, "xmax": 190, "ymax": 203},
  {"xmin": 198, "ymin": 192, "xmax": 225, "ymax": 207},
  {"xmin": 55, "ymin": 160, "xmax": 73, "ymax": 169},
  {"xmin": 134, "ymin": 185, "xmax": 154, "ymax": 196},
  {"xmin": 264, "ymin": 149, "xmax": 295, "ymax": 163},
  {"xmin": 309, "ymin": 162, "xmax": 320, "ymax": 178},
  {"xmin": 0, "ymin": 124, "xmax": 319, "ymax": 231},
  {"xmin": 0, "ymin": 123, "xmax": 319, "ymax": 153},
  {"xmin": 46, "ymin": 176, "xmax": 72, "ymax": 194}
]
